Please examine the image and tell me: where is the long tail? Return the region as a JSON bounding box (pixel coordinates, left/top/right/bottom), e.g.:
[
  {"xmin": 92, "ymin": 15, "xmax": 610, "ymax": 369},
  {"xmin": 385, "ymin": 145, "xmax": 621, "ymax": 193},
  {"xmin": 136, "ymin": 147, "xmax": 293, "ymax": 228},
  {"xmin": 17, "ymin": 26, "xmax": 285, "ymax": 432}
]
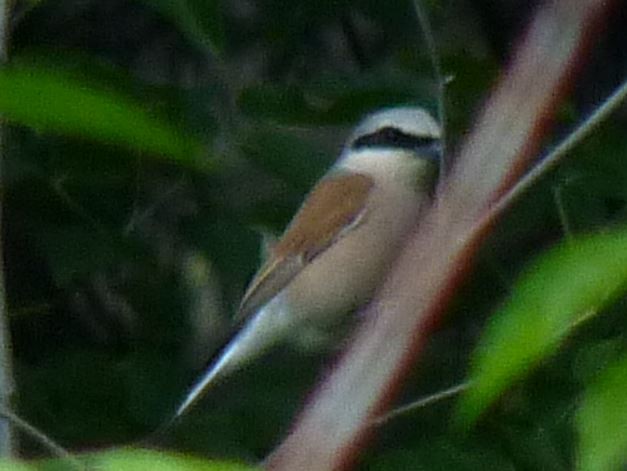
[{"xmin": 174, "ymin": 295, "xmax": 291, "ymax": 419}]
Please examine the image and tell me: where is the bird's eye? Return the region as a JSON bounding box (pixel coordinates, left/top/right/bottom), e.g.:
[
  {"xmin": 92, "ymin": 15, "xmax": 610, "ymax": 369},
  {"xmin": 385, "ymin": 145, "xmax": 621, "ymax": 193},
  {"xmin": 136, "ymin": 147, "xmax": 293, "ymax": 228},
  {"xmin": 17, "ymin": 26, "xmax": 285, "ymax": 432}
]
[{"xmin": 351, "ymin": 126, "xmax": 439, "ymax": 154}]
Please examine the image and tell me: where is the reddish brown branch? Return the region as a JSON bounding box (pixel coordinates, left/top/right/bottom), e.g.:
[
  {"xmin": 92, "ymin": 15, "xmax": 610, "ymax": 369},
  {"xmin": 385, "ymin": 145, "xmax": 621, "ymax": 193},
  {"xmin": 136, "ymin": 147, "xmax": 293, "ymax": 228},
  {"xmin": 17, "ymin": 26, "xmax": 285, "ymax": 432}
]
[{"xmin": 266, "ymin": 1, "xmax": 615, "ymax": 469}]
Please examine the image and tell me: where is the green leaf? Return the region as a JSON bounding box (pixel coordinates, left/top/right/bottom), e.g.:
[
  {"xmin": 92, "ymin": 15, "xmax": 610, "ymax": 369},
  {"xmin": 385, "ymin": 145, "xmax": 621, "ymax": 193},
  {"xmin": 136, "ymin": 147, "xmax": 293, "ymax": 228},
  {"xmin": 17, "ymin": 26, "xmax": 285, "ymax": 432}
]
[
  {"xmin": 86, "ymin": 449, "xmax": 257, "ymax": 471},
  {"xmin": 0, "ymin": 449, "xmax": 258, "ymax": 471},
  {"xmin": 0, "ymin": 462, "xmax": 33, "ymax": 471},
  {"xmin": 457, "ymin": 227, "xmax": 627, "ymax": 425},
  {"xmin": 0, "ymin": 67, "xmax": 204, "ymax": 165},
  {"xmin": 577, "ymin": 354, "xmax": 627, "ymax": 471},
  {"xmin": 141, "ymin": 0, "xmax": 225, "ymax": 55}
]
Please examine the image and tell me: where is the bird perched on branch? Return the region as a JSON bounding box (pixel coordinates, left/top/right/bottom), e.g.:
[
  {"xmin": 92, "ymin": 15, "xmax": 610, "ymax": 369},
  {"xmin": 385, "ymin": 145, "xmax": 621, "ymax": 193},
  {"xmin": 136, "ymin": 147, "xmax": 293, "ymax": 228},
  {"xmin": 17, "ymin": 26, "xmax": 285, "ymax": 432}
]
[{"xmin": 175, "ymin": 106, "xmax": 442, "ymax": 419}]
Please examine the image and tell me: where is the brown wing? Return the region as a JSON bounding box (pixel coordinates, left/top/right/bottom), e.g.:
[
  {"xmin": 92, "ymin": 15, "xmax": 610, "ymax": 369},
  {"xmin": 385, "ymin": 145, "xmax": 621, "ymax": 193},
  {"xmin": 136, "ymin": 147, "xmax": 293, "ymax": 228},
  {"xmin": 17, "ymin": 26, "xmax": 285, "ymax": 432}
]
[{"xmin": 236, "ymin": 172, "xmax": 374, "ymax": 321}]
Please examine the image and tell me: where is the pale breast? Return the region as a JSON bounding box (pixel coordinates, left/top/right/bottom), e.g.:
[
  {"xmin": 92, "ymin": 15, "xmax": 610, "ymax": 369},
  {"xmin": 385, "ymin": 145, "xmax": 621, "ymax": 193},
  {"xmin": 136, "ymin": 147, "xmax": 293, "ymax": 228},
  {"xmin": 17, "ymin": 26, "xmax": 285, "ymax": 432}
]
[{"xmin": 282, "ymin": 181, "xmax": 425, "ymax": 325}]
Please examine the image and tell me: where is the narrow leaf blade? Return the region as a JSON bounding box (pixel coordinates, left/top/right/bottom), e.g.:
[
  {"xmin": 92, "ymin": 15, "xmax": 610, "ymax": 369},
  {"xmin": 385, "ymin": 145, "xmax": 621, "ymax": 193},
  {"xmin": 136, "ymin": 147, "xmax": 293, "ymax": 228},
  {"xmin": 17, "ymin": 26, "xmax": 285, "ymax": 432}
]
[
  {"xmin": 458, "ymin": 227, "xmax": 627, "ymax": 425},
  {"xmin": 0, "ymin": 67, "xmax": 204, "ymax": 164}
]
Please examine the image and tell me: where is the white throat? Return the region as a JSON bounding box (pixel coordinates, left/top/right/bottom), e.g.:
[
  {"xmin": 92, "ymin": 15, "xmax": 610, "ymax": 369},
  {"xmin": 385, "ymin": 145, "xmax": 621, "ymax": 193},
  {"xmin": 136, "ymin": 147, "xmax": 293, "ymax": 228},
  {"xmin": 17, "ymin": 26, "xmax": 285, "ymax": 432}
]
[{"xmin": 335, "ymin": 148, "xmax": 432, "ymax": 187}]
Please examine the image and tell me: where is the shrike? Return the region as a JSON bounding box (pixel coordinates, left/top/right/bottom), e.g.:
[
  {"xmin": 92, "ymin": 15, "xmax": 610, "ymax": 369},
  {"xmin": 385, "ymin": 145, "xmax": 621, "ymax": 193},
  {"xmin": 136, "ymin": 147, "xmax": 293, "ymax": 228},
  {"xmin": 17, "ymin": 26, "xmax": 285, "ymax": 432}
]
[{"xmin": 175, "ymin": 106, "xmax": 442, "ymax": 418}]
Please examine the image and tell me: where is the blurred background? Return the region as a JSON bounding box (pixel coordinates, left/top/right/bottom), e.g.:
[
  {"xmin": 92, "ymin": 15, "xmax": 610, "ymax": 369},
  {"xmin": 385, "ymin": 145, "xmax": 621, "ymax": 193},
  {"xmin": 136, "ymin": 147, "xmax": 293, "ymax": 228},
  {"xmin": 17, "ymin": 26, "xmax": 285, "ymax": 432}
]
[{"xmin": 3, "ymin": 0, "xmax": 627, "ymax": 468}]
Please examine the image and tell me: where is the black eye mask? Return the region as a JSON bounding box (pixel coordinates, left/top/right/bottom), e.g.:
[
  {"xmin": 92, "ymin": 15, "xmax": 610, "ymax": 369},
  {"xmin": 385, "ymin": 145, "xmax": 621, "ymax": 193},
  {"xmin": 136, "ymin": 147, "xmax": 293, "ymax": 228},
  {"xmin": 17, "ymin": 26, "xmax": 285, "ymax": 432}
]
[{"xmin": 351, "ymin": 126, "xmax": 441, "ymax": 159}]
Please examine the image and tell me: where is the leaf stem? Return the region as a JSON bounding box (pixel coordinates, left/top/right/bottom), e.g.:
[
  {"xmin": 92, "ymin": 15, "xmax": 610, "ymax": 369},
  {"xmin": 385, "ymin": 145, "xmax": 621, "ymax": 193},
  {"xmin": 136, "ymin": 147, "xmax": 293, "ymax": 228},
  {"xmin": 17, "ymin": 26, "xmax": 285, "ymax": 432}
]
[{"xmin": 373, "ymin": 382, "xmax": 470, "ymax": 426}]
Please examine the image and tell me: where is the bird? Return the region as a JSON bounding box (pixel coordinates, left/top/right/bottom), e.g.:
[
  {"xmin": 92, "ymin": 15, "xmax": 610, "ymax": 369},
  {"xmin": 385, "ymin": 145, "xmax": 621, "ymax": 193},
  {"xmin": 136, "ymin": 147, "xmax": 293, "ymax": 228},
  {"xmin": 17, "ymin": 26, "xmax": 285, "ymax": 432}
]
[{"xmin": 174, "ymin": 106, "xmax": 442, "ymax": 419}]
